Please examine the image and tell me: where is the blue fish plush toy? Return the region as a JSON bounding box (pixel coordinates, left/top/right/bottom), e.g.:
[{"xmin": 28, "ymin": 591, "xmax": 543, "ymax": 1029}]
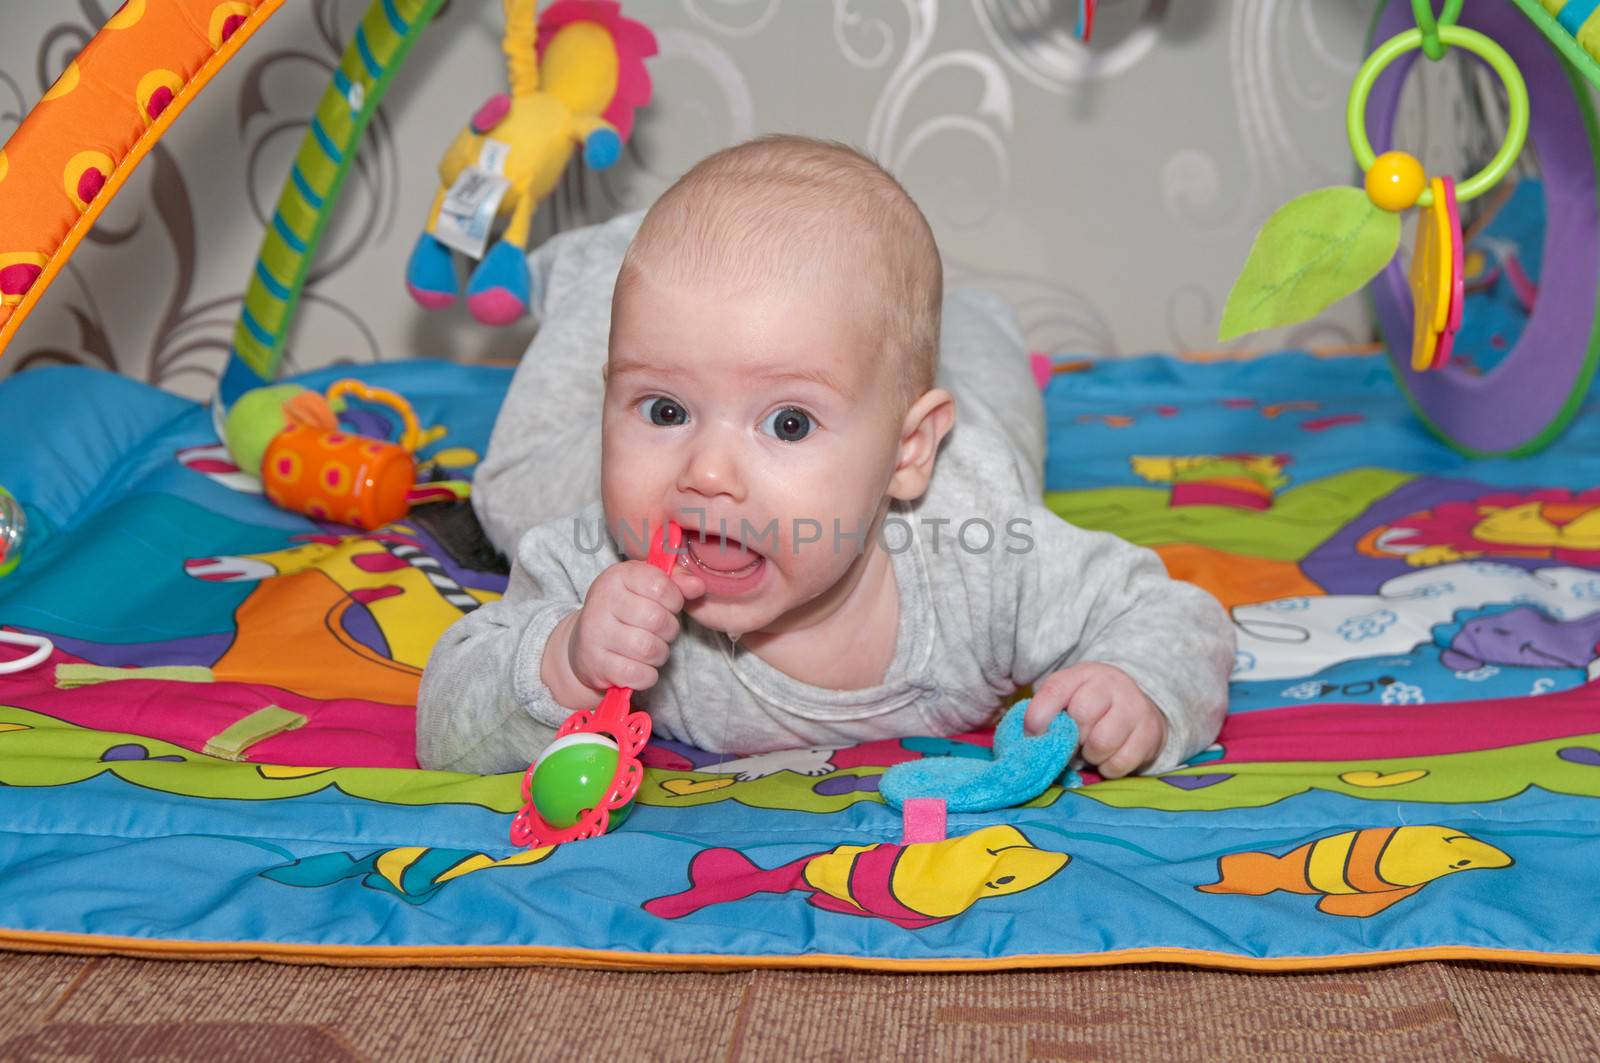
[{"xmin": 880, "ymin": 700, "xmax": 1082, "ymax": 813}]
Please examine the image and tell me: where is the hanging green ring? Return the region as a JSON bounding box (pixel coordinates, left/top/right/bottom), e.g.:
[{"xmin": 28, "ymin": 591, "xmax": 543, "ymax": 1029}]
[
  {"xmin": 1411, "ymin": 0, "xmax": 1464, "ymax": 60},
  {"xmin": 1348, "ymin": 24, "xmax": 1529, "ymax": 208}
]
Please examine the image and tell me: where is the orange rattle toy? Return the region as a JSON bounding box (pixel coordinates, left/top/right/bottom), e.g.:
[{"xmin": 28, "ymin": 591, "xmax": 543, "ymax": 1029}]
[
  {"xmin": 261, "ymin": 424, "xmax": 415, "ymax": 530},
  {"xmin": 226, "ymin": 378, "xmax": 451, "ymax": 531}
]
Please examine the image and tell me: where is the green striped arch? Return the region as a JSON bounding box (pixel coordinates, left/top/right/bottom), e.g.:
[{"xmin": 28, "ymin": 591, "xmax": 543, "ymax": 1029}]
[
  {"xmin": 220, "ymin": 0, "xmax": 447, "ymax": 405},
  {"xmin": 1510, "ymin": 0, "xmax": 1600, "ymax": 85}
]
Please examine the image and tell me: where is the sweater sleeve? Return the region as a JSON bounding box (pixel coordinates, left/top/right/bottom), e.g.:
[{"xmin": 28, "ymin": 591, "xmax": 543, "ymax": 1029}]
[
  {"xmin": 416, "ymin": 504, "xmax": 616, "ymax": 774},
  {"xmin": 1000, "ymin": 503, "xmax": 1235, "ymax": 771}
]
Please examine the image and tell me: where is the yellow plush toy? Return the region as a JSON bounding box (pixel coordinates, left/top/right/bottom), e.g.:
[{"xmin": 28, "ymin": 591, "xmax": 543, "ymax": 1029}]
[{"xmin": 405, "ymin": 0, "xmax": 656, "ymax": 325}]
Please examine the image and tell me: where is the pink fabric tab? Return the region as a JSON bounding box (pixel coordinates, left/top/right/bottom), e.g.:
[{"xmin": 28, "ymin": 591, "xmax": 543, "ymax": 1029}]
[
  {"xmin": 901, "ymin": 798, "xmax": 947, "ymax": 845},
  {"xmin": 1029, "ymin": 352, "xmax": 1052, "ymax": 391}
]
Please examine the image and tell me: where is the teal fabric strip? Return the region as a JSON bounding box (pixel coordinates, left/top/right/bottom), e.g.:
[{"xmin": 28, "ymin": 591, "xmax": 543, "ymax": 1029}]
[{"xmin": 1560, "ymin": 0, "xmax": 1600, "ymax": 35}]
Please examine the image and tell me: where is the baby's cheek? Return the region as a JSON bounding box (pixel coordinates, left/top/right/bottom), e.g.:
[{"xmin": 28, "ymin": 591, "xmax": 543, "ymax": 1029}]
[
  {"xmin": 787, "ymin": 533, "xmax": 869, "ymax": 601},
  {"xmin": 601, "ymin": 450, "xmax": 667, "ymax": 523}
]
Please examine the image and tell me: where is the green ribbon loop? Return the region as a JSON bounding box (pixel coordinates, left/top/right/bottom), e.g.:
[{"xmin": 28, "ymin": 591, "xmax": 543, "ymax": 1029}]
[{"xmin": 1412, "ymin": 0, "xmax": 1465, "ymax": 60}]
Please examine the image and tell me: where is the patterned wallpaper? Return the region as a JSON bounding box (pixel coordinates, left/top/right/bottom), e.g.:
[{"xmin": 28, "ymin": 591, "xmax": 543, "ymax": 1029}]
[{"xmin": 0, "ymin": 0, "xmax": 1387, "ymax": 399}]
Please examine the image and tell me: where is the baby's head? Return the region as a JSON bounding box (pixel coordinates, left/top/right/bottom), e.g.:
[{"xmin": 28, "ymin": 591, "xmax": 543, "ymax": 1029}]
[{"xmin": 602, "ymin": 135, "xmax": 952, "ymax": 635}]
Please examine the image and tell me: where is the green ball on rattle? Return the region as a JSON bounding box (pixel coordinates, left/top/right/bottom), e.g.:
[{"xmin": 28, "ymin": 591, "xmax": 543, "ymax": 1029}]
[{"xmin": 527, "ymin": 733, "xmax": 633, "ymax": 829}]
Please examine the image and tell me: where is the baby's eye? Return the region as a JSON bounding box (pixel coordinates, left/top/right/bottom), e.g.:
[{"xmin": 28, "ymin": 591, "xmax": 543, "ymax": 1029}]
[
  {"xmin": 638, "ymin": 397, "xmax": 688, "ymax": 427},
  {"xmin": 761, "ymin": 407, "xmax": 813, "ymax": 442}
]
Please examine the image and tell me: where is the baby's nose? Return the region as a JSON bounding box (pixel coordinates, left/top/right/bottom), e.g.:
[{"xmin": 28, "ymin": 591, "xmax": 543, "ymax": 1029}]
[{"xmin": 678, "ymin": 441, "xmax": 745, "ymax": 501}]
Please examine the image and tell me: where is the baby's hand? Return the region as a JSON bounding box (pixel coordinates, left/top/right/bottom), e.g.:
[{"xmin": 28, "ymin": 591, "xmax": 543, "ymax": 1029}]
[
  {"xmin": 564, "ymin": 559, "xmax": 704, "ymax": 695},
  {"xmin": 1023, "ymin": 662, "xmax": 1167, "ymax": 779}
]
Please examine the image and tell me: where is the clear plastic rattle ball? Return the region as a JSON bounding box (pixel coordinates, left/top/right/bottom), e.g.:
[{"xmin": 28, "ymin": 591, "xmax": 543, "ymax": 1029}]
[{"xmin": 0, "ymin": 488, "xmax": 25, "ymax": 577}]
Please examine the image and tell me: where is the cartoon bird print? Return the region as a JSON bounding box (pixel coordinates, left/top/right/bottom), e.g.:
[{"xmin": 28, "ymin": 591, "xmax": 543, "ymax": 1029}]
[
  {"xmin": 1197, "ymin": 826, "xmax": 1511, "ymax": 917},
  {"xmin": 644, "ymin": 825, "xmax": 1068, "ymax": 928}
]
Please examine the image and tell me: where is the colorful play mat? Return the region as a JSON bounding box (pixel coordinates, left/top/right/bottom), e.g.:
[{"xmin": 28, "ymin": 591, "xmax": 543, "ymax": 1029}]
[
  {"xmin": 4, "ymin": 0, "xmax": 1600, "ymax": 970},
  {"xmin": 0, "ymin": 351, "xmax": 1598, "ymax": 970}
]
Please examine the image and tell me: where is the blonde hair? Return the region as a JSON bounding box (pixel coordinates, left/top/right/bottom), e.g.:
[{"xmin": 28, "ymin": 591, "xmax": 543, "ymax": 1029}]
[{"xmin": 616, "ymin": 135, "xmax": 943, "ymax": 408}]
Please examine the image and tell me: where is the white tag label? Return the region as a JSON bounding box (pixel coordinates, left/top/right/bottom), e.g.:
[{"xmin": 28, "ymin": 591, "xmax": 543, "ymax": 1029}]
[
  {"xmin": 435, "ymin": 166, "xmax": 511, "ymax": 260},
  {"xmin": 477, "ymin": 138, "xmax": 511, "ymax": 176}
]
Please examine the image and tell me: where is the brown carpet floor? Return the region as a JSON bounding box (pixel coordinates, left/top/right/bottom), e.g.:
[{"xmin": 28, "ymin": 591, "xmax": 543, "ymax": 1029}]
[{"xmin": 1, "ymin": 954, "xmax": 1596, "ymax": 1060}]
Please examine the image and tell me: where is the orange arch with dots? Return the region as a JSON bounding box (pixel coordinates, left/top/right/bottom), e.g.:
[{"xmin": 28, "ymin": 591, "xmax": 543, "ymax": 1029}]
[
  {"xmin": 0, "ymin": 0, "xmax": 285, "ymax": 355},
  {"xmin": 135, "ymin": 70, "xmax": 185, "ymax": 125}
]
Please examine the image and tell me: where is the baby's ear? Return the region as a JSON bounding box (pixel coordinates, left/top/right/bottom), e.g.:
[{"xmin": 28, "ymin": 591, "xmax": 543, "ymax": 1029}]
[{"xmin": 888, "ymin": 389, "xmax": 956, "ymax": 501}]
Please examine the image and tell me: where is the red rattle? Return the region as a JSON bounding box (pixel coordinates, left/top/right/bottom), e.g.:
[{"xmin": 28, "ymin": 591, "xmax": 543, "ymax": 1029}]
[{"xmin": 510, "ymin": 519, "xmax": 682, "ymax": 848}]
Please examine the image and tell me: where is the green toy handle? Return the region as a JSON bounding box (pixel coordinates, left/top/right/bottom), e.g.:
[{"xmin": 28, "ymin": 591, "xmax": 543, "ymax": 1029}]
[
  {"xmin": 1411, "ymin": 0, "xmax": 1464, "ymax": 60},
  {"xmin": 1348, "ymin": 24, "xmax": 1529, "ymax": 207}
]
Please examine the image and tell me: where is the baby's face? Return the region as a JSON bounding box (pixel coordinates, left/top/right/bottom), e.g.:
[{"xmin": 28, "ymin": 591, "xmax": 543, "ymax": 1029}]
[{"xmin": 603, "ymin": 273, "xmax": 903, "ymax": 635}]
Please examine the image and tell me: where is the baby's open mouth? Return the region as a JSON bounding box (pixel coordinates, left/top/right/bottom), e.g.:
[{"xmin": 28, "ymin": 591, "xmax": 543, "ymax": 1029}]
[
  {"xmin": 682, "ymin": 531, "xmax": 767, "ymax": 594},
  {"xmin": 685, "ymin": 532, "xmax": 761, "ymax": 574}
]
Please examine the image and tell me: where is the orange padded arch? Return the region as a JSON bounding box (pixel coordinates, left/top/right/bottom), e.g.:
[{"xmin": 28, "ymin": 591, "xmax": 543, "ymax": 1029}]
[{"xmin": 0, "ymin": 0, "xmax": 284, "ymax": 357}]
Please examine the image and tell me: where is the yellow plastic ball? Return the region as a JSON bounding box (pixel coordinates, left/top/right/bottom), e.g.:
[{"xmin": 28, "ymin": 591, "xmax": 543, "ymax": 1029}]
[{"xmin": 1365, "ymin": 151, "xmax": 1426, "ymax": 212}]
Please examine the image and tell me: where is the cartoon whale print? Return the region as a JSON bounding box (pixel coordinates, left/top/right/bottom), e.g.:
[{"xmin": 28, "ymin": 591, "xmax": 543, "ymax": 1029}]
[{"xmin": 261, "ymin": 845, "xmax": 552, "ymax": 904}]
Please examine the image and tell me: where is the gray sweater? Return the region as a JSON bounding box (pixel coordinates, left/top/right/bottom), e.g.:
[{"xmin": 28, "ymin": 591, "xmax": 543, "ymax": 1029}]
[{"xmin": 417, "ymin": 418, "xmax": 1235, "ymax": 775}]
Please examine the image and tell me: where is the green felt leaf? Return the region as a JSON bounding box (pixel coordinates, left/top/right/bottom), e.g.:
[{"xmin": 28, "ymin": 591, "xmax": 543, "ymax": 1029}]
[{"xmin": 1218, "ymin": 187, "xmax": 1401, "ymax": 342}]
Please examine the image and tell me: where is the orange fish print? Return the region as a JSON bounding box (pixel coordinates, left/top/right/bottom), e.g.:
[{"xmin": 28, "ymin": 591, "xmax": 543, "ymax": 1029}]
[{"xmin": 1197, "ymin": 826, "xmax": 1511, "ymax": 917}]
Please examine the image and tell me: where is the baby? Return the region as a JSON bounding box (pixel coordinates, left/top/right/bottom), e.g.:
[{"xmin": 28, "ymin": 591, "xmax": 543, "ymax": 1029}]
[{"xmin": 418, "ymin": 135, "xmax": 1234, "ymax": 779}]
